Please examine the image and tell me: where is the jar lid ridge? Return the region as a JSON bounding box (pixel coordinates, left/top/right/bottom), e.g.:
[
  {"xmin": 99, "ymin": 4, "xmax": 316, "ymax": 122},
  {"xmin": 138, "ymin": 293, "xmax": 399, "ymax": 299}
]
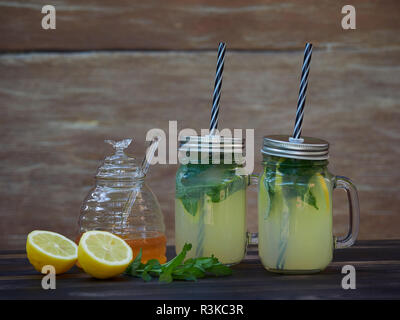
[{"xmin": 261, "ymin": 135, "xmax": 329, "ymax": 160}]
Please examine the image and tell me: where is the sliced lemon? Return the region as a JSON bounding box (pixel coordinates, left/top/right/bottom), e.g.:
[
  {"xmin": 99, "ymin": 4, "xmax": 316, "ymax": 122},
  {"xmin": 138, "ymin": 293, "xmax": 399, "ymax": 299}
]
[
  {"xmin": 312, "ymin": 173, "xmax": 331, "ymax": 211},
  {"xmin": 78, "ymin": 231, "xmax": 133, "ymax": 279},
  {"xmin": 26, "ymin": 230, "xmax": 78, "ymax": 274},
  {"xmin": 258, "ymin": 173, "xmax": 271, "ymax": 219}
]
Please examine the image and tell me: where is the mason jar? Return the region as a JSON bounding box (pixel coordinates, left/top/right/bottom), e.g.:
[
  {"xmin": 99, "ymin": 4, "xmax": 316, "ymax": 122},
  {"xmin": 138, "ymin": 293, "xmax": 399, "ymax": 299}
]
[
  {"xmin": 258, "ymin": 135, "xmax": 360, "ymax": 274},
  {"xmin": 175, "ymin": 135, "xmax": 248, "ymax": 265}
]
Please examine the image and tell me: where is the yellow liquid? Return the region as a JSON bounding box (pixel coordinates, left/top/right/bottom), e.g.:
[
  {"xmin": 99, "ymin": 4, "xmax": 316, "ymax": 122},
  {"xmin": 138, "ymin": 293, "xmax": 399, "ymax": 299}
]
[
  {"xmin": 175, "ymin": 189, "xmax": 247, "ymax": 265},
  {"xmin": 258, "ymin": 172, "xmax": 333, "ymax": 273}
]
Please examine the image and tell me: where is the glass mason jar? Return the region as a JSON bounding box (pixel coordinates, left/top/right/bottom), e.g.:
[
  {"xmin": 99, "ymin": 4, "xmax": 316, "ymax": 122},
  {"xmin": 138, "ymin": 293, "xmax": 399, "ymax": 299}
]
[
  {"xmin": 175, "ymin": 135, "xmax": 249, "ymax": 265},
  {"xmin": 258, "ymin": 135, "xmax": 360, "ymax": 274}
]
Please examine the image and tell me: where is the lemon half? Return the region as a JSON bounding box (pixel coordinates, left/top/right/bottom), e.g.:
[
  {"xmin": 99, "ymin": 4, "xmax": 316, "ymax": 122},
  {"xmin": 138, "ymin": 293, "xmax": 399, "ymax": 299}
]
[
  {"xmin": 26, "ymin": 230, "xmax": 78, "ymax": 274},
  {"xmin": 78, "ymin": 231, "xmax": 133, "ymax": 279}
]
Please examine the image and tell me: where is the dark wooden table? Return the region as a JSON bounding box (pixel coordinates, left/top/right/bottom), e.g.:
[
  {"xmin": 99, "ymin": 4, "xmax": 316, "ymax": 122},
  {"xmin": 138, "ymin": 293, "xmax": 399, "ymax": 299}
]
[{"xmin": 1, "ymin": 240, "xmax": 399, "ymax": 300}]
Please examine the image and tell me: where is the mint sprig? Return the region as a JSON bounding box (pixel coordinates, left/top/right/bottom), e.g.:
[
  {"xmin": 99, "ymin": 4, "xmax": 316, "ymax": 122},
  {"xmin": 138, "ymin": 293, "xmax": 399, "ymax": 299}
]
[
  {"xmin": 176, "ymin": 164, "xmax": 246, "ymax": 216},
  {"xmin": 124, "ymin": 243, "xmax": 232, "ymax": 283}
]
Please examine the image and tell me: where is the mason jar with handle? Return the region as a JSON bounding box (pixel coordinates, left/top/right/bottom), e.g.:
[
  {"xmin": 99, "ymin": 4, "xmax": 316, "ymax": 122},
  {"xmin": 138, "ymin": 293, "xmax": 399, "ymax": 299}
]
[
  {"xmin": 258, "ymin": 135, "xmax": 360, "ymax": 274},
  {"xmin": 175, "ymin": 135, "xmax": 257, "ymax": 265}
]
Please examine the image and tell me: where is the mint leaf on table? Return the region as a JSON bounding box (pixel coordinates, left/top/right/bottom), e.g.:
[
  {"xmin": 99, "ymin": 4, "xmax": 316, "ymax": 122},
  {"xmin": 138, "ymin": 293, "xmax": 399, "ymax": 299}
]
[
  {"xmin": 125, "ymin": 248, "xmax": 144, "ymax": 276},
  {"xmin": 159, "ymin": 243, "xmax": 192, "ymax": 283},
  {"xmin": 124, "ymin": 243, "xmax": 232, "ymax": 283},
  {"xmin": 207, "ymin": 263, "xmax": 232, "ymax": 276},
  {"xmin": 141, "ymin": 259, "xmax": 161, "ymax": 282}
]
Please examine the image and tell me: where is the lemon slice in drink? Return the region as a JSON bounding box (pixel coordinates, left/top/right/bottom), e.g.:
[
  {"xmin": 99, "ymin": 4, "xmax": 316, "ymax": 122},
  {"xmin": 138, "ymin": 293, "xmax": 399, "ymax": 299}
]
[
  {"xmin": 26, "ymin": 230, "xmax": 78, "ymax": 274},
  {"xmin": 258, "ymin": 173, "xmax": 271, "ymax": 219},
  {"xmin": 311, "ymin": 173, "xmax": 331, "ymax": 211},
  {"xmin": 78, "ymin": 231, "xmax": 133, "ymax": 279}
]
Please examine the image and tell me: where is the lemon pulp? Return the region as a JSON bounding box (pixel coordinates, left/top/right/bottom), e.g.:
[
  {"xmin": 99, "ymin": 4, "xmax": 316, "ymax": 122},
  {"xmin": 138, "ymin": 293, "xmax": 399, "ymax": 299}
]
[
  {"xmin": 78, "ymin": 231, "xmax": 133, "ymax": 279},
  {"xmin": 26, "ymin": 230, "xmax": 78, "ymax": 274}
]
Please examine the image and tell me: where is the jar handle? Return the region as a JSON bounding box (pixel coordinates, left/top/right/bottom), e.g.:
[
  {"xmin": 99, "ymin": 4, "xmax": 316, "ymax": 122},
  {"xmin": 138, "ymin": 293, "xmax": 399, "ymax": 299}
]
[
  {"xmin": 246, "ymin": 173, "xmax": 259, "ymax": 245},
  {"xmin": 334, "ymin": 176, "xmax": 360, "ymax": 249}
]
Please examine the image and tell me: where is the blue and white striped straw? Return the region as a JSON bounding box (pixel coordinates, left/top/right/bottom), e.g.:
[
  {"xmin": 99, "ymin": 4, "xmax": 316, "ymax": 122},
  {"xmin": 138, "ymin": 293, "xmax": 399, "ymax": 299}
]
[
  {"xmin": 293, "ymin": 43, "xmax": 313, "ymax": 140},
  {"xmin": 210, "ymin": 42, "xmax": 226, "ymax": 134}
]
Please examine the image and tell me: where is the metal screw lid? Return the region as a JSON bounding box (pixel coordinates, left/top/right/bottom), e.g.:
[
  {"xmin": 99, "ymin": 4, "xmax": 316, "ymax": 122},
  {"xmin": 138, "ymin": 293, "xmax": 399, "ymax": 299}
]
[{"xmin": 261, "ymin": 135, "xmax": 329, "ymax": 160}]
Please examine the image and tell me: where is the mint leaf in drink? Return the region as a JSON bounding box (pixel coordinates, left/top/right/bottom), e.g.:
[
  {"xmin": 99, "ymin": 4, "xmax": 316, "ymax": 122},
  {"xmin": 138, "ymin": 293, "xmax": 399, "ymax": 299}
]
[
  {"xmin": 176, "ymin": 163, "xmax": 246, "ymax": 216},
  {"xmin": 124, "ymin": 243, "xmax": 232, "ymax": 282},
  {"xmin": 179, "ymin": 196, "xmax": 198, "ymax": 217},
  {"xmin": 304, "ymin": 188, "xmax": 318, "ymax": 210},
  {"xmin": 277, "ymin": 157, "xmax": 320, "ymax": 210}
]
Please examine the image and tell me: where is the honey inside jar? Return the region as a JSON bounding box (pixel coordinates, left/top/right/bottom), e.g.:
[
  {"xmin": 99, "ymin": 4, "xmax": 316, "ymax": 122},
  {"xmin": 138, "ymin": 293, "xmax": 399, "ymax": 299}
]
[
  {"xmin": 124, "ymin": 233, "xmax": 167, "ymax": 264},
  {"xmin": 76, "ymin": 232, "xmax": 167, "ymax": 264}
]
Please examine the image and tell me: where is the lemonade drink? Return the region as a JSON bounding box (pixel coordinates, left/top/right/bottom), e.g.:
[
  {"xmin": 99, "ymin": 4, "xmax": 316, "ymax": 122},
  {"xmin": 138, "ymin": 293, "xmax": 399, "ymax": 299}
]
[
  {"xmin": 257, "ymin": 135, "xmax": 348, "ymax": 274},
  {"xmin": 258, "ymin": 155, "xmax": 333, "ymax": 273},
  {"xmin": 175, "ymin": 163, "xmax": 247, "ymax": 265}
]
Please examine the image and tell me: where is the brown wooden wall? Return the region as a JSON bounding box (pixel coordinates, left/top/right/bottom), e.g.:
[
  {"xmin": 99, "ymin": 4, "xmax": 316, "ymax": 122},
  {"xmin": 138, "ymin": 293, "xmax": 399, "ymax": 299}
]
[{"xmin": 0, "ymin": 0, "xmax": 399, "ymax": 249}]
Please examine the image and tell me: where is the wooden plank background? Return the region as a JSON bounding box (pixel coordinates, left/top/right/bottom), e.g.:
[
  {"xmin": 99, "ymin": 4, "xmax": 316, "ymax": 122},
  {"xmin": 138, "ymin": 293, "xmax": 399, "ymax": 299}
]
[
  {"xmin": 0, "ymin": 0, "xmax": 399, "ymax": 249},
  {"xmin": 0, "ymin": 0, "xmax": 399, "ymax": 51}
]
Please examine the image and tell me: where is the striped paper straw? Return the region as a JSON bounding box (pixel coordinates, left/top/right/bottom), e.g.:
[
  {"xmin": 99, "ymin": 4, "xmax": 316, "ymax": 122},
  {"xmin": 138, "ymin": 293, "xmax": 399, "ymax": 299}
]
[
  {"xmin": 293, "ymin": 43, "xmax": 313, "ymax": 140},
  {"xmin": 210, "ymin": 42, "xmax": 226, "ymax": 134}
]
